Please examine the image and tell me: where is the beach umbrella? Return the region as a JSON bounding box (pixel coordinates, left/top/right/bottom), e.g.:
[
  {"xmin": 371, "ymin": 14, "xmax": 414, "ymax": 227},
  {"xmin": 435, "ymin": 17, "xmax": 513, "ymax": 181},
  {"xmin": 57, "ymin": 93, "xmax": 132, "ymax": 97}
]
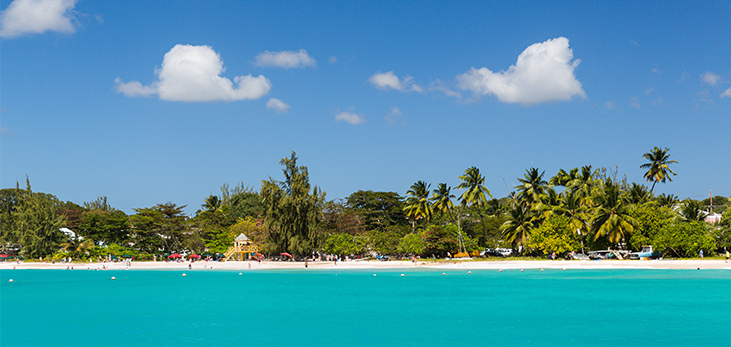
[
  {"xmin": 122, "ymin": 254, "xmax": 132, "ymax": 258},
  {"xmin": 168, "ymin": 253, "xmax": 181, "ymax": 259},
  {"xmin": 201, "ymin": 253, "xmax": 212, "ymax": 257},
  {"xmin": 254, "ymin": 252, "xmax": 264, "ymax": 258},
  {"xmin": 188, "ymin": 254, "xmax": 201, "ymax": 259},
  {"xmin": 0, "ymin": 254, "xmax": 8, "ymax": 258},
  {"xmin": 280, "ymin": 252, "xmax": 293, "ymax": 258}
]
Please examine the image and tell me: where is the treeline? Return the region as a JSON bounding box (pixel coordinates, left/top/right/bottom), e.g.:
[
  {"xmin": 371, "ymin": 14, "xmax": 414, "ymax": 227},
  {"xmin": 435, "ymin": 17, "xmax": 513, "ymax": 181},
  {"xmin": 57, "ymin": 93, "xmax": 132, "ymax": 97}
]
[{"xmin": 1, "ymin": 149, "xmax": 730, "ymax": 261}]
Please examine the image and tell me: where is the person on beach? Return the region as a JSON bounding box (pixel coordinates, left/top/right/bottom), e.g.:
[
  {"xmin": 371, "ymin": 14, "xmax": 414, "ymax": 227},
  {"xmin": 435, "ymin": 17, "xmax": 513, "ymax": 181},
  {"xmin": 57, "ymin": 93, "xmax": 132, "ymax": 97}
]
[
  {"xmin": 699, "ymin": 249, "xmax": 704, "ymax": 259},
  {"xmin": 725, "ymin": 247, "xmax": 729, "ymax": 263},
  {"xmin": 305, "ymin": 260, "xmax": 308, "ymax": 268}
]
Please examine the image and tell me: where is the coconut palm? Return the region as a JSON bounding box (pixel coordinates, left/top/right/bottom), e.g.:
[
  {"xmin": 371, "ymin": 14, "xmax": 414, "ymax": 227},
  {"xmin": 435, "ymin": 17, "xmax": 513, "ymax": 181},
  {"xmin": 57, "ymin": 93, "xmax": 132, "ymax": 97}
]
[
  {"xmin": 515, "ymin": 168, "xmax": 548, "ymax": 207},
  {"xmin": 589, "ymin": 178, "xmax": 637, "ymax": 245},
  {"xmin": 500, "ymin": 202, "xmax": 535, "ymax": 252},
  {"xmin": 430, "ymin": 183, "xmax": 468, "ymax": 255},
  {"xmin": 656, "ymin": 193, "xmax": 679, "ymax": 208},
  {"xmin": 552, "ymin": 190, "xmax": 591, "ymax": 252},
  {"xmin": 566, "ymin": 165, "xmax": 598, "ymax": 199},
  {"xmin": 627, "ymin": 183, "xmax": 652, "ymax": 205},
  {"xmin": 678, "ymin": 199, "xmax": 708, "ymax": 222},
  {"xmin": 640, "ymin": 146, "xmax": 678, "ymax": 194},
  {"xmin": 201, "ymin": 195, "xmax": 222, "ymax": 213},
  {"xmin": 456, "ymin": 167, "xmax": 493, "ymax": 247},
  {"xmin": 403, "ymin": 180, "xmax": 432, "ymax": 228}
]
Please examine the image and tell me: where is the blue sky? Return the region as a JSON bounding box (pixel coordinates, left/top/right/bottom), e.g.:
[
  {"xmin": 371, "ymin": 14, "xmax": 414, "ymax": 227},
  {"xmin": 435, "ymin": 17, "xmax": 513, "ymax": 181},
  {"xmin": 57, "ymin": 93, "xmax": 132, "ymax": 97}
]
[{"xmin": 1, "ymin": 0, "xmax": 729, "ymax": 215}]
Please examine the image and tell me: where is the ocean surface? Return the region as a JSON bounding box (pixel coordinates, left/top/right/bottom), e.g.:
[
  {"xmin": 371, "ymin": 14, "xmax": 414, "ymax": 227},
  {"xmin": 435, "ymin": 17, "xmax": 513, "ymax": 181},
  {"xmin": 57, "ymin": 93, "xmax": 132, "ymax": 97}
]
[{"xmin": 1, "ymin": 268, "xmax": 730, "ymax": 346}]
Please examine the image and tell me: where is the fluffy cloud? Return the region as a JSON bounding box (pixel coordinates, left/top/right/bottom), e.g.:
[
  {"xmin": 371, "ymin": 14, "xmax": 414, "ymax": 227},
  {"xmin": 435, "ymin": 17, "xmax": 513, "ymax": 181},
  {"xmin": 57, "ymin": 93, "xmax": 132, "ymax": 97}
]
[
  {"xmin": 456, "ymin": 37, "xmax": 585, "ymax": 105},
  {"xmin": 266, "ymin": 98, "xmax": 290, "ymax": 113},
  {"xmin": 701, "ymin": 72, "xmax": 721, "ymax": 85},
  {"xmin": 384, "ymin": 106, "xmax": 403, "ymax": 125},
  {"xmin": 722, "ymin": 88, "xmax": 731, "ymax": 98},
  {"xmin": 115, "ymin": 44, "xmax": 271, "ymax": 102},
  {"xmin": 254, "ymin": 49, "xmax": 316, "ymax": 69},
  {"xmin": 0, "ymin": 0, "xmax": 77, "ymax": 38},
  {"xmin": 335, "ymin": 111, "xmax": 365, "ymax": 125},
  {"xmin": 368, "ymin": 71, "xmax": 423, "ymax": 93}
]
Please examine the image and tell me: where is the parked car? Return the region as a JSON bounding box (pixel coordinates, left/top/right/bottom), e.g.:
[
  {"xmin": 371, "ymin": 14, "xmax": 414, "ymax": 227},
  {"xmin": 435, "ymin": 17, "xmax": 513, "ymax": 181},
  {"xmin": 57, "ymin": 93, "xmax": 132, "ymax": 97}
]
[
  {"xmin": 482, "ymin": 248, "xmax": 504, "ymax": 257},
  {"xmin": 495, "ymin": 248, "xmax": 513, "ymax": 257},
  {"xmin": 628, "ymin": 245, "xmax": 662, "ymax": 259}
]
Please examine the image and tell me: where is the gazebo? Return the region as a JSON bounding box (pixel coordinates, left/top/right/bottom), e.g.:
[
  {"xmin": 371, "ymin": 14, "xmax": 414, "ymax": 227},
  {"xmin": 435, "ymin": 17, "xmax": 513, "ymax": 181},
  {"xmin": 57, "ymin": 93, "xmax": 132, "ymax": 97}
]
[{"xmin": 223, "ymin": 233, "xmax": 260, "ymax": 261}]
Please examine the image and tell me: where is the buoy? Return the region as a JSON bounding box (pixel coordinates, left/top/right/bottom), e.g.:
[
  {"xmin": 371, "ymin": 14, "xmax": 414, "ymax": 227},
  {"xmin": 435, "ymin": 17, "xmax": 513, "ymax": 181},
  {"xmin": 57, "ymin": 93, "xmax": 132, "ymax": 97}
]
[
  {"xmin": 468, "ymin": 271, "xmax": 472, "ymax": 274},
  {"xmin": 541, "ymin": 269, "xmax": 544, "ymax": 271},
  {"xmin": 520, "ymin": 269, "xmax": 524, "ymax": 272},
  {"xmin": 563, "ymin": 268, "xmax": 566, "ymax": 271},
  {"xmin": 499, "ymin": 269, "xmax": 503, "ymax": 272},
  {"xmin": 442, "ymin": 272, "xmax": 446, "ymax": 275},
  {"xmin": 182, "ymin": 273, "xmax": 187, "ymax": 277},
  {"xmin": 400, "ymin": 274, "xmax": 405, "ymax": 277},
  {"xmin": 239, "ymin": 272, "xmax": 242, "ymax": 275},
  {"xmin": 373, "ymin": 274, "xmax": 377, "ymax": 276},
  {"xmin": 697, "ymin": 267, "xmax": 700, "ymax": 270},
  {"xmin": 9, "ymin": 279, "xmax": 13, "ymax": 282},
  {"xmin": 111, "ymin": 277, "xmax": 116, "ymax": 280}
]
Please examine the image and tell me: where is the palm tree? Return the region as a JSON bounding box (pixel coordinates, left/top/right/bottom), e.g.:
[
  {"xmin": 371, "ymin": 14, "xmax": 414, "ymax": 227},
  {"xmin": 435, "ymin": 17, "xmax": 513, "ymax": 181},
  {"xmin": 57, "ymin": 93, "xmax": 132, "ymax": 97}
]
[
  {"xmin": 566, "ymin": 165, "xmax": 598, "ymax": 199},
  {"xmin": 430, "ymin": 183, "xmax": 467, "ymax": 255},
  {"xmin": 552, "ymin": 190, "xmax": 590, "ymax": 253},
  {"xmin": 589, "ymin": 178, "xmax": 637, "ymax": 245},
  {"xmin": 627, "ymin": 183, "xmax": 652, "ymax": 205},
  {"xmin": 656, "ymin": 193, "xmax": 679, "ymax": 208},
  {"xmin": 202, "ymin": 195, "xmax": 222, "ymax": 213},
  {"xmin": 404, "ymin": 180, "xmax": 432, "ymax": 229},
  {"xmin": 500, "ymin": 202, "xmax": 535, "ymax": 252},
  {"xmin": 515, "ymin": 167, "xmax": 548, "ymax": 207},
  {"xmin": 640, "ymin": 146, "xmax": 678, "ymax": 194},
  {"xmin": 678, "ymin": 199, "xmax": 708, "ymax": 222},
  {"xmin": 456, "ymin": 167, "xmax": 493, "ymax": 247}
]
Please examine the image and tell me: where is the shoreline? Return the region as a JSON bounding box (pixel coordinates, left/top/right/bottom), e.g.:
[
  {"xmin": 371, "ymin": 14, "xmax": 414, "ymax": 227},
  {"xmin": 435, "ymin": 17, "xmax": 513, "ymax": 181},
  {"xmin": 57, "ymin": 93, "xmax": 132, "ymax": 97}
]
[{"xmin": 2, "ymin": 259, "xmax": 730, "ymax": 271}]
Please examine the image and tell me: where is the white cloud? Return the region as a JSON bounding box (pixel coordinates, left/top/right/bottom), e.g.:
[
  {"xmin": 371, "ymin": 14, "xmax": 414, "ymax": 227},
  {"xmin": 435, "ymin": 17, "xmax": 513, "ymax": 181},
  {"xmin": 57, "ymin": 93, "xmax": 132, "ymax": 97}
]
[
  {"xmin": 429, "ymin": 79, "xmax": 462, "ymax": 99},
  {"xmin": 266, "ymin": 98, "xmax": 290, "ymax": 113},
  {"xmin": 384, "ymin": 106, "xmax": 403, "ymax": 125},
  {"xmin": 630, "ymin": 96, "xmax": 641, "ymax": 109},
  {"xmin": 701, "ymin": 72, "xmax": 721, "ymax": 85},
  {"xmin": 604, "ymin": 101, "xmax": 615, "ymax": 110},
  {"xmin": 722, "ymin": 87, "xmax": 731, "ymax": 98},
  {"xmin": 335, "ymin": 111, "xmax": 365, "ymax": 125},
  {"xmin": 254, "ymin": 49, "xmax": 316, "ymax": 69},
  {"xmin": 329, "ymin": 56, "xmax": 338, "ymax": 64},
  {"xmin": 368, "ymin": 71, "xmax": 423, "ymax": 93},
  {"xmin": 0, "ymin": 0, "xmax": 77, "ymax": 38},
  {"xmin": 456, "ymin": 37, "xmax": 585, "ymax": 105},
  {"xmin": 644, "ymin": 87, "xmax": 654, "ymax": 95},
  {"xmin": 115, "ymin": 44, "xmax": 271, "ymax": 102}
]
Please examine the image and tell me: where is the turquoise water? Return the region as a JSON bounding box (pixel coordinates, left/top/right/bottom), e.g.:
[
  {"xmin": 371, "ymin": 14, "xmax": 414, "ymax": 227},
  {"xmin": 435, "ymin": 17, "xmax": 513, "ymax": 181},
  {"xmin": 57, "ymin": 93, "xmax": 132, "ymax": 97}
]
[{"xmin": 1, "ymin": 268, "xmax": 730, "ymax": 346}]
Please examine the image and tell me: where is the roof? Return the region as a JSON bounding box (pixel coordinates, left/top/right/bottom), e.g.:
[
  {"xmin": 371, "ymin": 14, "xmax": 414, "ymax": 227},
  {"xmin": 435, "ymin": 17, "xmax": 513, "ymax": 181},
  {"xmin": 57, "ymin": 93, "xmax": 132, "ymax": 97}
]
[{"xmin": 235, "ymin": 233, "xmax": 249, "ymax": 241}]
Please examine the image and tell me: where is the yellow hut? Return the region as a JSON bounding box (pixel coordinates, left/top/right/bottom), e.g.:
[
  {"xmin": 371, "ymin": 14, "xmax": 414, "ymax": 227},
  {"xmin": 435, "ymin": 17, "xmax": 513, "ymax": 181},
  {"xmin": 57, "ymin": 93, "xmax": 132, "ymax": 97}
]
[{"xmin": 223, "ymin": 233, "xmax": 259, "ymax": 261}]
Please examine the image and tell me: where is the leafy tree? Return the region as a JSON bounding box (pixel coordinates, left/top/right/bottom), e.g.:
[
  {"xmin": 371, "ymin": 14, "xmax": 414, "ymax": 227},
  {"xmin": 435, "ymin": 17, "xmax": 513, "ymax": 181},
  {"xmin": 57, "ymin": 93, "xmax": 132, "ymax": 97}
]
[
  {"xmin": 627, "ymin": 183, "xmax": 652, "ymax": 205},
  {"xmin": 321, "ymin": 199, "xmax": 365, "ymax": 235},
  {"xmin": 323, "ymin": 233, "xmax": 367, "ymax": 259},
  {"xmin": 526, "ymin": 214, "xmax": 580, "ymax": 256},
  {"xmin": 422, "ymin": 224, "xmax": 463, "ymax": 257},
  {"xmin": 260, "ymin": 152, "xmax": 326, "ymax": 257},
  {"xmin": 403, "ymin": 180, "xmax": 432, "ymax": 228},
  {"xmin": 79, "ymin": 209, "xmax": 129, "ymax": 245},
  {"xmin": 367, "ymin": 224, "xmax": 410, "ymax": 255},
  {"xmin": 346, "ymin": 190, "xmax": 406, "ymax": 230},
  {"xmin": 640, "ymin": 146, "xmax": 678, "ymax": 194},
  {"xmin": 628, "ymin": 204, "xmax": 673, "ymax": 251},
  {"xmin": 430, "ymin": 183, "xmax": 456, "ymax": 223},
  {"xmin": 457, "ymin": 166, "xmax": 493, "ymax": 247},
  {"xmin": 398, "ymin": 233, "xmax": 425, "ymax": 255},
  {"xmin": 589, "ymin": 178, "xmax": 637, "ymax": 246},
  {"xmin": 84, "ymin": 196, "xmax": 117, "ymax": 212},
  {"xmin": 565, "ymin": 165, "xmax": 599, "ymax": 199},
  {"xmin": 201, "ymin": 195, "xmax": 222, "ymax": 213},
  {"xmin": 16, "ymin": 189, "xmax": 66, "ymax": 258},
  {"xmin": 228, "ymin": 191, "xmax": 265, "ymax": 220},
  {"xmin": 129, "ymin": 202, "xmax": 188, "ymax": 254},
  {"xmin": 654, "ymin": 221, "xmax": 715, "ymax": 258}
]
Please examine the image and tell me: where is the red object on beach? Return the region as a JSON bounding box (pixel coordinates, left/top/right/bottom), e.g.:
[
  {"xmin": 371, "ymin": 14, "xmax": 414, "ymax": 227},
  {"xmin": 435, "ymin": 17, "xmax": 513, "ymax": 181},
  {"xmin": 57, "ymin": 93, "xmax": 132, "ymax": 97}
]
[
  {"xmin": 188, "ymin": 254, "xmax": 200, "ymax": 258},
  {"xmin": 255, "ymin": 252, "xmax": 264, "ymax": 258},
  {"xmin": 168, "ymin": 253, "xmax": 181, "ymax": 259},
  {"xmin": 280, "ymin": 252, "xmax": 293, "ymax": 258},
  {"xmin": 0, "ymin": 254, "xmax": 8, "ymax": 257}
]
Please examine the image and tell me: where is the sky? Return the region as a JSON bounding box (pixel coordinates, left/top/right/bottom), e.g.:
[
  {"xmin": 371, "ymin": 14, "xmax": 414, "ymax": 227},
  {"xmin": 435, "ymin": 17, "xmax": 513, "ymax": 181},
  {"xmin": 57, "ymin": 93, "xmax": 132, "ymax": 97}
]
[{"xmin": 1, "ymin": 0, "xmax": 730, "ymax": 215}]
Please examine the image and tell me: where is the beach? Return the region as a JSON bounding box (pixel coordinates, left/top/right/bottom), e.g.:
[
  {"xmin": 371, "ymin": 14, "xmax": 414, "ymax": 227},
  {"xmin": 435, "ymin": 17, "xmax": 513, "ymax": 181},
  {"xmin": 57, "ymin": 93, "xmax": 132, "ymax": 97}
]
[{"xmin": 3, "ymin": 258, "xmax": 730, "ymax": 271}]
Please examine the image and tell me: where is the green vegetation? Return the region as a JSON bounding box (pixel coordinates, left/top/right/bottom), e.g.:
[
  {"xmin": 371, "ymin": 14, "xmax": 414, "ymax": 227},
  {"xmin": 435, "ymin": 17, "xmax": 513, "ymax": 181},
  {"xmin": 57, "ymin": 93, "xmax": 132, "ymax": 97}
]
[{"xmin": 2, "ymin": 146, "xmax": 730, "ymax": 261}]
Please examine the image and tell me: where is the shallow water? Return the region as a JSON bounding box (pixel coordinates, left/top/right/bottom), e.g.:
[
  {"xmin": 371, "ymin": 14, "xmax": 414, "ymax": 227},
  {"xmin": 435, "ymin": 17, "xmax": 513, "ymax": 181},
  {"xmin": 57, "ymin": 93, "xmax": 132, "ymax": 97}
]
[{"xmin": 1, "ymin": 268, "xmax": 729, "ymax": 346}]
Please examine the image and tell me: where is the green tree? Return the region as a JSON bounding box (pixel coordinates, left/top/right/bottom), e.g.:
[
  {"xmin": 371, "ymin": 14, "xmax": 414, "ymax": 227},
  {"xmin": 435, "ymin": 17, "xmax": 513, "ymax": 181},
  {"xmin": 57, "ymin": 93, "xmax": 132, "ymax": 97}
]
[
  {"xmin": 346, "ymin": 190, "xmax": 406, "ymax": 230},
  {"xmin": 201, "ymin": 195, "xmax": 222, "ymax": 213},
  {"xmin": 398, "ymin": 232, "xmax": 425, "ymax": 255},
  {"xmin": 640, "ymin": 146, "xmax": 678, "ymax": 194},
  {"xmin": 654, "ymin": 221, "xmax": 715, "ymax": 258},
  {"xmin": 515, "ymin": 167, "xmax": 548, "ymax": 207},
  {"xmin": 656, "ymin": 193, "xmax": 679, "ymax": 208},
  {"xmin": 628, "ymin": 204, "xmax": 673, "ymax": 251},
  {"xmin": 589, "ymin": 178, "xmax": 637, "ymax": 246},
  {"xmin": 678, "ymin": 199, "xmax": 708, "ymax": 222},
  {"xmin": 403, "ymin": 180, "xmax": 432, "ymax": 228},
  {"xmin": 79, "ymin": 209, "xmax": 129, "ymax": 245},
  {"xmin": 457, "ymin": 166, "xmax": 493, "ymax": 247},
  {"xmin": 260, "ymin": 152, "xmax": 326, "ymax": 258},
  {"xmin": 526, "ymin": 214, "xmax": 580, "ymax": 256},
  {"xmin": 16, "ymin": 189, "xmax": 66, "ymax": 258},
  {"xmin": 500, "ymin": 202, "xmax": 535, "ymax": 252},
  {"xmin": 627, "ymin": 183, "xmax": 652, "ymax": 205},
  {"xmin": 129, "ymin": 202, "xmax": 188, "ymax": 254}
]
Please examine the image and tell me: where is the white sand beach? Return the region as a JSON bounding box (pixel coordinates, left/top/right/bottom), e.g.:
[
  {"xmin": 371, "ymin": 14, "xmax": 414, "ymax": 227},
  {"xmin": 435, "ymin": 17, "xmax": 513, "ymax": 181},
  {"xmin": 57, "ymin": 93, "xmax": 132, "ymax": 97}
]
[{"xmin": 2, "ymin": 258, "xmax": 730, "ymax": 271}]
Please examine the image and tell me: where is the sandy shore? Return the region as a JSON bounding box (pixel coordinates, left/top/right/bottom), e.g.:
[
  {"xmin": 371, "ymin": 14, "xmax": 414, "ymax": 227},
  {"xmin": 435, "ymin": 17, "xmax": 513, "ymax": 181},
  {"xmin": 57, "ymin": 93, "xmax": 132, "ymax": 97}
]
[{"xmin": 2, "ymin": 258, "xmax": 730, "ymax": 271}]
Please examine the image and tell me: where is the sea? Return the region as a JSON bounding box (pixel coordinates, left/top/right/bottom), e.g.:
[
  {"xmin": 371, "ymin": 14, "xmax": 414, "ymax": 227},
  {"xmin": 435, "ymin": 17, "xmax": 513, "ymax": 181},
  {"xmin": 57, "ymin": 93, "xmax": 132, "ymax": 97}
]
[{"xmin": 1, "ymin": 268, "xmax": 729, "ymax": 346}]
